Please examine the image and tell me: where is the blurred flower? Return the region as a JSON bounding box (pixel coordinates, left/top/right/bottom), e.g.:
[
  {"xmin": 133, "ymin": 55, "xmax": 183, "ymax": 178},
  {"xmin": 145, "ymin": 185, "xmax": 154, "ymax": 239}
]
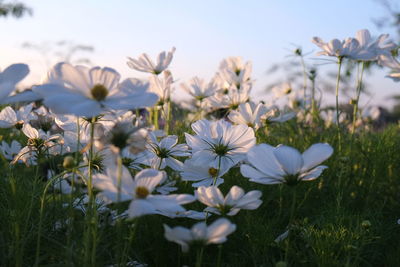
[
  {"xmin": 0, "ymin": 140, "xmax": 21, "ymax": 160},
  {"xmin": 163, "ymin": 218, "xmax": 236, "ymax": 252},
  {"xmin": 0, "ymin": 103, "xmax": 37, "ymax": 128}
]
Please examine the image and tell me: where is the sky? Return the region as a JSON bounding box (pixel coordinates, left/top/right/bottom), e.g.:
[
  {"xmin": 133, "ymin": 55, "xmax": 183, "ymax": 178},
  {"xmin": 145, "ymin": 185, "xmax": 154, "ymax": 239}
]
[{"xmin": 1, "ymin": 0, "xmax": 399, "ymax": 108}]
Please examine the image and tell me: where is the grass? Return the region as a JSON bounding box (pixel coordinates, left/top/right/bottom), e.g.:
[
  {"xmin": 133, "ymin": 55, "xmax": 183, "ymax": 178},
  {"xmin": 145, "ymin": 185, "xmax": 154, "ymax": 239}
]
[{"xmin": 0, "ymin": 118, "xmax": 399, "ymax": 267}]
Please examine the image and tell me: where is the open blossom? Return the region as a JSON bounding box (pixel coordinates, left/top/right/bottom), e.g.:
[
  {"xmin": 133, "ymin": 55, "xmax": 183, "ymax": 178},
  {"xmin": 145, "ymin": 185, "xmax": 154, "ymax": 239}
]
[
  {"xmin": 146, "ymin": 132, "xmax": 190, "ymax": 171},
  {"xmin": 127, "ymin": 47, "xmax": 176, "ymax": 75},
  {"xmin": 181, "ymin": 158, "xmax": 230, "ymax": 187},
  {"xmin": 0, "ymin": 63, "xmax": 30, "ymax": 103},
  {"xmin": 312, "ymin": 36, "xmax": 361, "ymax": 58},
  {"xmin": 241, "ymin": 143, "xmax": 333, "ymax": 186},
  {"xmin": 93, "ymin": 166, "xmax": 195, "ymax": 218},
  {"xmin": 34, "ymin": 62, "xmax": 158, "ymax": 117},
  {"xmin": 353, "ymin": 29, "xmax": 396, "ymax": 61},
  {"xmin": 196, "ymin": 185, "xmax": 262, "ymax": 216},
  {"xmin": 0, "ymin": 103, "xmax": 37, "ymax": 128},
  {"xmin": 163, "ymin": 218, "xmax": 236, "ymax": 252},
  {"xmin": 181, "ymin": 77, "xmax": 218, "ymax": 105},
  {"xmin": 228, "ymin": 101, "xmax": 268, "ymax": 129},
  {"xmin": 185, "ymin": 119, "xmax": 256, "ymax": 170},
  {"xmin": 149, "ymin": 70, "xmax": 173, "ymax": 107},
  {"xmin": 218, "ymin": 57, "xmax": 252, "ymax": 90}
]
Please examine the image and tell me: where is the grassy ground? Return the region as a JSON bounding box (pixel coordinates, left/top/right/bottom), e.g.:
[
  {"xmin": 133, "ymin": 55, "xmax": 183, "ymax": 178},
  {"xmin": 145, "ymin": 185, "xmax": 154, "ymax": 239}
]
[{"xmin": 0, "ymin": 119, "xmax": 399, "ymax": 267}]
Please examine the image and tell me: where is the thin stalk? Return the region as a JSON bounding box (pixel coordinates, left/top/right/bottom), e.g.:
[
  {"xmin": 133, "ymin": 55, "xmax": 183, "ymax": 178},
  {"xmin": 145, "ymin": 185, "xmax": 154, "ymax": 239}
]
[
  {"xmin": 165, "ymin": 100, "xmax": 171, "ymax": 135},
  {"xmin": 284, "ymin": 186, "xmax": 297, "ymax": 264},
  {"xmin": 195, "ymin": 247, "xmax": 205, "ymax": 267},
  {"xmin": 153, "ymin": 107, "xmax": 159, "ymax": 130},
  {"xmin": 300, "ymin": 55, "xmax": 308, "ymax": 110},
  {"xmin": 335, "ymin": 57, "xmax": 343, "ymax": 152},
  {"xmin": 34, "ymin": 171, "xmax": 68, "ymax": 267},
  {"xmin": 352, "ymin": 61, "xmax": 365, "ymax": 134},
  {"xmin": 116, "ymin": 153, "xmax": 123, "ymax": 264}
]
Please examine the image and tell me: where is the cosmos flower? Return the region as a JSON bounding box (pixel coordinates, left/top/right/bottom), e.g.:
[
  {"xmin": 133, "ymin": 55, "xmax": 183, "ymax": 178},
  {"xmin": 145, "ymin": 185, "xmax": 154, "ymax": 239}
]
[
  {"xmin": 146, "ymin": 132, "xmax": 190, "ymax": 171},
  {"xmin": 196, "ymin": 185, "xmax": 262, "ymax": 216},
  {"xmin": 34, "ymin": 62, "xmax": 158, "ymax": 117},
  {"xmin": 180, "ymin": 77, "xmax": 218, "ymax": 105},
  {"xmin": 240, "ymin": 143, "xmax": 333, "ymax": 186},
  {"xmin": 127, "ymin": 47, "xmax": 176, "ymax": 75},
  {"xmin": 181, "ymin": 158, "xmax": 230, "ymax": 187},
  {"xmin": 0, "ymin": 103, "xmax": 37, "ymax": 128},
  {"xmin": 185, "ymin": 119, "xmax": 256, "ymax": 170},
  {"xmin": 228, "ymin": 101, "xmax": 268, "ymax": 130},
  {"xmin": 312, "ymin": 36, "xmax": 361, "ymax": 58},
  {"xmin": 352, "ymin": 29, "xmax": 396, "ymax": 61},
  {"xmin": 163, "ymin": 218, "xmax": 236, "ymax": 252},
  {"xmin": 379, "ymin": 54, "xmax": 400, "ymax": 82},
  {"xmin": 93, "ymin": 166, "xmax": 195, "ymax": 218}
]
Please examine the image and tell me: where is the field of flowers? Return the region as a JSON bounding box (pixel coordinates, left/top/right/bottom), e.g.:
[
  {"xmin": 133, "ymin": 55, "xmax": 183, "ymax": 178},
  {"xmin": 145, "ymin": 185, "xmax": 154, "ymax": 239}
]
[{"xmin": 0, "ymin": 29, "xmax": 400, "ymax": 267}]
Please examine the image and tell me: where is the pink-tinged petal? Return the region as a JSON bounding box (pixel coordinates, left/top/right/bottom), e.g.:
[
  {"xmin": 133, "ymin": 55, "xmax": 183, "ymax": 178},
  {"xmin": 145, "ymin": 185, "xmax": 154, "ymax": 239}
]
[
  {"xmin": 0, "ymin": 106, "xmax": 17, "ymax": 127},
  {"xmin": 22, "ymin": 123, "xmax": 38, "ymax": 139},
  {"xmin": 89, "ymin": 67, "xmax": 120, "ymax": 92},
  {"xmin": 236, "ymin": 190, "xmax": 262, "ymax": 209},
  {"xmin": 134, "ymin": 169, "xmax": 166, "ymax": 193},
  {"xmin": 224, "ymin": 186, "xmax": 245, "ymax": 206},
  {"xmin": 301, "ymin": 143, "xmax": 333, "ymax": 172},
  {"xmin": 147, "ymin": 195, "xmax": 186, "ymax": 213},
  {"xmin": 207, "ymin": 218, "xmax": 236, "ymax": 244},
  {"xmin": 274, "ymin": 145, "xmax": 303, "ymax": 175}
]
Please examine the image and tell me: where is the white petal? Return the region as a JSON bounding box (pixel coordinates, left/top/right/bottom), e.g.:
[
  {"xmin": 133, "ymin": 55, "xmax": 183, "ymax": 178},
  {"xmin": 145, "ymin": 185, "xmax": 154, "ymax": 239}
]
[{"xmin": 301, "ymin": 143, "xmax": 333, "ymax": 172}]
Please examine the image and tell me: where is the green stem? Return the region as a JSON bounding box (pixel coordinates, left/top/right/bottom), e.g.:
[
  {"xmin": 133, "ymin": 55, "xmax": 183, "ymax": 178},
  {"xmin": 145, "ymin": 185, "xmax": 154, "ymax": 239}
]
[
  {"xmin": 352, "ymin": 61, "xmax": 365, "ymax": 134},
  {"xmin": 335, "ymin": 57, "xmax": 343, "ymax": 152},
  {"xmin": 300, "ymin": 55, "xmax": 308, "ymax": 110},
  {"xmin": 165, "ymin": 100, "xmax": 171, "ymax": 135},
  {"xmin": 34, "ymin": 171, "xmax": 68, "ymax": 267},
  {"xmin": 195, "ymin": 246, "xmax": 205, "ymax": 267},
  {"xmin": 285, "ymin": 187, "xmax": 297, "ymax": 264},
  {"xmin": 153, "ymin": 107, "xmax": 159, "ymax": 130}
]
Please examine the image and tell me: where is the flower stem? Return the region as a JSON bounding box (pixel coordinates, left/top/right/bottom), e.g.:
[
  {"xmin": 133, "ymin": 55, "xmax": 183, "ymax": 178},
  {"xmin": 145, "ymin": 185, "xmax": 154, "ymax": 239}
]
[
  {"xmin": 195, "ymin": 246, "xmax": 205, "ymax": 267},
  {"xmin": 351, "ymin": 61, "xmax": 365, "ymax": 134},
  {"xmin": 335, "ymin": 57, "xmax": 343, "ymax": 152}
]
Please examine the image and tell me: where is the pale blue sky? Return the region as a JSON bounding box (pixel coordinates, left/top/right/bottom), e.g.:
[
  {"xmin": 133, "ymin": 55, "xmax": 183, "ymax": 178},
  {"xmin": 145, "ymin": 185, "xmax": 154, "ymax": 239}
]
[{"xmin": 1, "ymin": 0, "xmax": 399, "ymax": 107}]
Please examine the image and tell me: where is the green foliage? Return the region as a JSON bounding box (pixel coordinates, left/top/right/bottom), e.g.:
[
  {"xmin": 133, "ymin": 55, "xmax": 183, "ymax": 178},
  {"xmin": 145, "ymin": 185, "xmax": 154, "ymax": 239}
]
[{"xmin": 0, "ymin": 121, "xmax": 400, "ymax": 266}]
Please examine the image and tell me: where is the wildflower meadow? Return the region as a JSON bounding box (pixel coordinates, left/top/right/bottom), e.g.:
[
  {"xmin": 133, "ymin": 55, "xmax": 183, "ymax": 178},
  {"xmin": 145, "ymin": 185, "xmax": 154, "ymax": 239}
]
[{"xmin": 1, "ymin": 6, "xmax": 400, "ymax": 266}]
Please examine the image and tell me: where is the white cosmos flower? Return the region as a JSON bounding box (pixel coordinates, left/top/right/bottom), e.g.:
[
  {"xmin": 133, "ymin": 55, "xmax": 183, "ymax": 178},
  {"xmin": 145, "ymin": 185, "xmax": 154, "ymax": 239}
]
[
  {"xmin": 312, "ymin": 36, "xmax": 361, "ymax": 58},
  {"xmin": 0, "ymin": 103, "xmax": 37, "ymax": 128},
  {"xmin": 127, "ymin": 47, "xmax": 176, "ymax": 75},
  {"xmin": 241, "ymin": 143, "xmax": 333, "ymax": 186},
  {"xmin": 228, "ymin": 102, "xmax": 268, "ymax": 130},
  {"xmin": 0, "ymin": 63, "xmax": 29, "ymax": 103},
  {"xmin": 181, "ymin": 77, "xmax": 218, "ymax": 106},
  {"xmin": 163, "ymin": 218, "xmax": 236, "ymax": 252},
  {"xmin": 181, "ymin": 158, "xmax": 230, "ymax": 187},
  {"xmin": 149, "ymin": 70, "xmax": 173, "ymax": 107},
  {"xmin": 185, "ymin": 119, "xmax": 255, "ymax": 171},
  {"xmin": 0, "ymin": 140, "xmax": 21, "ymax": 160},
  {"xmin": 34, "ymin": 62, "xmax": 158, "ymax": 117},
  {"xmin": 208, "ymin": 86, "xmax": 250, "ymax": 110},
  {"xmin": 146, "ymin": 132, "xmax": 190, "ymax": 171},
  {"xmin": 196, "ymin": 185, "xmax": 262, "ymax": 216},
  {"xmin": 352, "ymin": 29, "xmax": 396, "ymax": 61},
  {"xmin": 218, "ymin": 57, "xmax": 252, "ymax": 90},
  {"xmin": 93, "ymin": 166, "xmax": 195, "ymax": 218}
]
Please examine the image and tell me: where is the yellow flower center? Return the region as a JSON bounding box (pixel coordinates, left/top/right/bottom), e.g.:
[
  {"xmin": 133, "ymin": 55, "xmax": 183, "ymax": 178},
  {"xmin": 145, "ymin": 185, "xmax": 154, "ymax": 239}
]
[
  {"xmin": 208, "ymin": 167, "xmax": 218, "ymax": 177},
  {"xmin": 135, "ymin": 186, "xmax": 150, "ymax": 199},
  {"xmin": 90, "ymin": 84, "xmax": 109, "ymax": 101}
]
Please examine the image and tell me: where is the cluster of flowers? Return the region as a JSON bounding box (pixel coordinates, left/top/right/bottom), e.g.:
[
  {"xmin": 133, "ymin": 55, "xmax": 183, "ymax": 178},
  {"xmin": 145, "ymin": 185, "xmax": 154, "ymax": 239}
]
[{"xmin": 2, "ymin": 28, "xmax": 397, "ymax": 253}]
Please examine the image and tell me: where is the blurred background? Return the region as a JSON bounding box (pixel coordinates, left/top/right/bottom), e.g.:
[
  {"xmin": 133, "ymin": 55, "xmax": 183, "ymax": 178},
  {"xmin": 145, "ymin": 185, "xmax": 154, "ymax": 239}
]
[{"xmin": 1, "ymin": 0, "xmax": 400, "ymax": 114}]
